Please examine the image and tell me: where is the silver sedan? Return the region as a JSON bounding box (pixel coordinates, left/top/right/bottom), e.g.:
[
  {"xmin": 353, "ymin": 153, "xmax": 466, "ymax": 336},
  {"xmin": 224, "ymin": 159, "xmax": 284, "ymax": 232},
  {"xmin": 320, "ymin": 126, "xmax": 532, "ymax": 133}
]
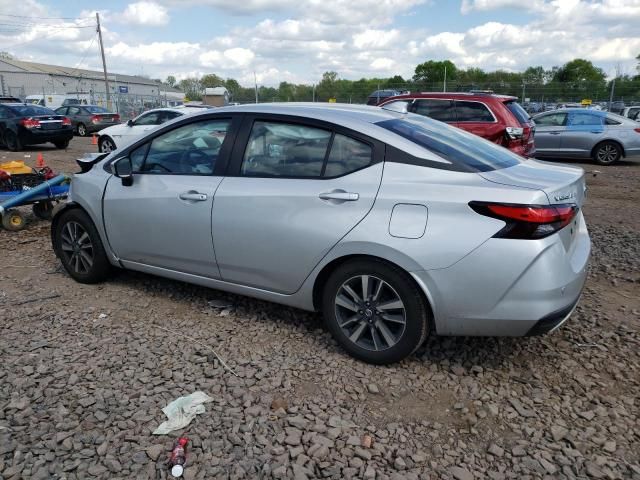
[
  {"xmin": 51, "ymin": 104, "xmax": 590, "ymax": 364},
  {"xmin": 533, "ymin": 108, "xmax": 640, "ymax": 165}
]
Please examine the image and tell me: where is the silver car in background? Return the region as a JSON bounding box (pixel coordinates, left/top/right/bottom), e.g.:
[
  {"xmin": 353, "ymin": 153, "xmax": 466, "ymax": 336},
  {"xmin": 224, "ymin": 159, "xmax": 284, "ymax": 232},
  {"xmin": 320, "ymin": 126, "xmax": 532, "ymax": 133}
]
[
  {"xmin": 51, "ymin": 104, "xmax": 590, "ymax": 364},
  {"xmin": 533, "ymin": 108, "xmax": 640, "ymax": 165}
]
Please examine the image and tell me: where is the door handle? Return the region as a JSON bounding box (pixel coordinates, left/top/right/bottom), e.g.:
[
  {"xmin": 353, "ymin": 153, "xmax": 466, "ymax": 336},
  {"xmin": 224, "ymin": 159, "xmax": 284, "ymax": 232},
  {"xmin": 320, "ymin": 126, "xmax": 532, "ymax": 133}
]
[
  {"xmin": 549, "ymin": 132, "xmax": 561, "ymax": 135},
  {"xmin": 179, "ymin": 192, "xmax": 208, "ymax": 202},
  {"xmin": 319, "ymin": 191, "xmax": 359, "ymax": 202}
]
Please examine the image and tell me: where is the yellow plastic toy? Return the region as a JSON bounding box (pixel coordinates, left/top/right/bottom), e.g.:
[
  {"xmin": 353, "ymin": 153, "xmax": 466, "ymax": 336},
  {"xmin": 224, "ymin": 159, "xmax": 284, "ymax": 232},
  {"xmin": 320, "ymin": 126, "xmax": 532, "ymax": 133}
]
[{"xmin": 0, "ymin": 160, "xmax": 33, "ymax": 175}]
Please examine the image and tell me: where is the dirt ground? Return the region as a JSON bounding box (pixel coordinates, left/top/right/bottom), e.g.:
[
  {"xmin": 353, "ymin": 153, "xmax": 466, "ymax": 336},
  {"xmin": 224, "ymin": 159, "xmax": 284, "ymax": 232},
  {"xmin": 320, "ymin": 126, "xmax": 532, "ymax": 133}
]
[{"xmin": 0, "ymin": 137, "xmax": 639, "ymax": 480}]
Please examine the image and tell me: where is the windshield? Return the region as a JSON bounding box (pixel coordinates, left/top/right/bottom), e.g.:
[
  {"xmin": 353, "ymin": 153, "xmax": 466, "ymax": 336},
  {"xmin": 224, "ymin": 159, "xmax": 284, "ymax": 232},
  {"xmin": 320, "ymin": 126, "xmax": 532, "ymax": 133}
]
[
  {"xmin": 10, "ymin": 105, "xmax": 57, "ymax": 116},
  {"xmin": 84, "ymin": 106, "xmax": 109, "ymax": 113},
  {"xmin": 505, "ymin": 100, "xmax": 531, "ymax": 124},
  {"xmin": 377, "ymin": 114, "xmax": 523, "ymax": 172}
]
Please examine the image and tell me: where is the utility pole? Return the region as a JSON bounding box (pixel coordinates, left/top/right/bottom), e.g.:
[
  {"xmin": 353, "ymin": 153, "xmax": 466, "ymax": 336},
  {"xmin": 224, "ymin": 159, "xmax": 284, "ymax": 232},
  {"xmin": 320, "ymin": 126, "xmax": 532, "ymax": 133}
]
[
  {"xmin": 96, "ymin": 12, "xmax": 110, "ymax": 106},
  {"xmin": 608, "ymin": 78, "xmax": 615, "ymax": 112},
  {"xmin": 522, "ymin": 82, "xmax": 526, "ymax": 104},
  {"xmin": 443, "ymin": 66, "xmax": 447, "ymax": 92},
  {"xmin": 312, "ymin": 84, "xmax": 315, "ymax": 102},
  {"xmin": 253, "ymin": 71, "xmax": 258, "ymax": 104}
]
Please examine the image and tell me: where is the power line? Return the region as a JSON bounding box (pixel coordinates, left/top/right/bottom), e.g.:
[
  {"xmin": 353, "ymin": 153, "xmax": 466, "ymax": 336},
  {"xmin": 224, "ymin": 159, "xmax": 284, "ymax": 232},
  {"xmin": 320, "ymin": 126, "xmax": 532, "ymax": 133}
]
[
  {"xmin": 0, "ymin": 13, "xmax": 93, "ymax": 21},
  {"xmin": 0, "ymin": 22, "xmax": 94, "ymax": 28}
]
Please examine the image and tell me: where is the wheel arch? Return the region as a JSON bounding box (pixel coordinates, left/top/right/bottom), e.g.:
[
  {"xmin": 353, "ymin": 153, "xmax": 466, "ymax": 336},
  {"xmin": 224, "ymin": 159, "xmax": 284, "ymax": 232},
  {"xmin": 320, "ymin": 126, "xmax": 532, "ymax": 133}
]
[
  {"xmin": 591, "ymin": 138, "xmax": 625, "ymax": 159},
  {"xmin": 311, "ymin": 254, "xmax": 435, "ymax": 330}
]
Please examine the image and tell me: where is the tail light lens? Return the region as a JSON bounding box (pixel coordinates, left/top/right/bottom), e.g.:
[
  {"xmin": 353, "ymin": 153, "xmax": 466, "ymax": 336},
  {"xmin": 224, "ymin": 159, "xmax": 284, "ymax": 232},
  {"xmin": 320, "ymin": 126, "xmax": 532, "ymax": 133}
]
[
  {"xmin": 505, "ymin": 126, "xmax": 524, "ymax": 140},
  {"xmin": 469, "ymin": 201, "xmax": 578, "ymax": 239},
  {"xmin": 62, "ymin": 117, "xmax": 71, "ymax": 126},
  {"xmin": 634, "ymin": 128, "xmax": 640, "ymax": 134},
  {"xmin": 114, "ymin": 114, "xmax": 121, "ymax": 122},
  {"xmin": 90, "ymin": 115, "xmax": 102, "ymax": 123},
  {"xmin": 20, "ymin": 118, "xmax": 40, "ymax": 129}
]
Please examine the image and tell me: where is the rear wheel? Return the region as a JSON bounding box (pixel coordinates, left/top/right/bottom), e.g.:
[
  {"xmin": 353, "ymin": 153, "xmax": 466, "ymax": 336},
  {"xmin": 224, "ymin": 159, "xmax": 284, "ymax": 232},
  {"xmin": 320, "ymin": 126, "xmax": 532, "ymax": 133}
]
[
  {"xmin": 593, "ymin": 141, "xmax": 621, "ymax": 165},
  {"xmin": 322, "ymin": 259, "xmax": 430, "ymax": 364},
  {"xmin": 2, "ymin": 209, "xmax": 26, "ymax": 231},
  {"xmin": 98, "ymin": 136, "xmax": 116, "ymax": 153},
  {"xmin": 4, "ymin": 130, "xmax": 22, "ymax": 152},
  {"xmin": 53, "ymin": 209, "xmax": 111, "ymax": 283},
  {"xmin": 53, "ymin": 139, "xmax": 69, "ymax": 149},
  {"xmin": 77, "ymin": 123, "xmax": 87, "ymax": 136}
]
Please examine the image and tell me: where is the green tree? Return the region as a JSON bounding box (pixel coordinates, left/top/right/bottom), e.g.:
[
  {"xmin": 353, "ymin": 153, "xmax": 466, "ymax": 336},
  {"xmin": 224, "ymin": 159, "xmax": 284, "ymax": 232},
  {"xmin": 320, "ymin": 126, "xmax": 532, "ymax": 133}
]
[
  {"xmin": 413, "ymin": 60, "xmax": 457, "ymax": 83},
  {"xmin": 0, "ymin": 51, "xmax": 14, "ymax": 60},
  {"xmin": 552, "ymin": 59, "xmax": 606, "ymax": 84},
  {"xmin": 200, "ymin": 74, "xmax": 225, "ymax": 88},
  {"xmin": 165, "ymin": 75, "xmax": 176, "ymax": 87}
]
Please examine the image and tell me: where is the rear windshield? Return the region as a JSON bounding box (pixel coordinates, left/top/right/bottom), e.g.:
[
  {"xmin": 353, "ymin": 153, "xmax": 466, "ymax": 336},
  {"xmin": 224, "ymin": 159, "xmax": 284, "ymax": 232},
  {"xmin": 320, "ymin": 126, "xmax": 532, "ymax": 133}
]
[
  {"xmin": 377, "ymin": 115, "xmax": 522, "ymax": 172},
  {"xmin": 9, "ymin": 105, "xmax": 57, "ymax": 116},
  {"xmin": 84, "ymin": 106, "xmax": 109, "ymax": 113},
  {"xmin": 505, "ymin": 101, "xmax": 531, "ymax": 124}
]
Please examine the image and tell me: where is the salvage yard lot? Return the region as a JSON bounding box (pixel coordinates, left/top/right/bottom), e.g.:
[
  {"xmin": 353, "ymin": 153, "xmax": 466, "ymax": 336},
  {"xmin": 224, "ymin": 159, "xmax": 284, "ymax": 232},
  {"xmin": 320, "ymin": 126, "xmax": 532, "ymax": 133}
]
[{"xmin": 1, "ymin": 137, "xmax": 639, "ymax": 479}]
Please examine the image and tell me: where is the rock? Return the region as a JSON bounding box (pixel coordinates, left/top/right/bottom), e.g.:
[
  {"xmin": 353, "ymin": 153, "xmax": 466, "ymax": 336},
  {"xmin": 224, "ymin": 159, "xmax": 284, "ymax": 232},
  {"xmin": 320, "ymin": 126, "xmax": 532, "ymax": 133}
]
[
  {"xmin": 487, "ymin": 444, "xmax": 504, "ymax": 457},
  {"xmin": 364, "ymin": 465, "xmax": 376, "ymax": 479},
  {"xmin": 579, "ymin": 411, "xmax": 596, "ymax": 421},
  {"xmin": 509, "ymin": 398, "xmax": 535, "ymax": 418},
  {"xmin": 367, "ymin": 384, "xmax": 380, "ymax": 394},
  {"xmin": 146, "ymin": 445, "xmax": 163, "ymax": 461},
  {"xmin": 550, "ymin": 425, "xmax": 568, "ymax": 441},
  {"xmin": 603, "ymin": 441, "xmax": 616, "ymax": 453},
  {"xmin": 450, "ymin": 466, "xmax": 474, "ymax": 480},
  {"xmin": 538, "ymin": 457, "xmax": 557, "ymax": 474},
  {"xmin": 512, "ymin": 446, "xmax": 526, "ymax": 457},
  {"xmin": 355, "ymin": 447, "xmax": 372, "ymax": 460},
  {"xmin": 288, "ymin": 415, "xmax": 309, "ymax": 429},
  {"xmin": 78, "ymin": 396, "xmax": 96, "ymax": 408},
  {"xmin": 96, "ymin": 441, "xmax": 108, "ymax": 456},
  {"xmin": 87, "ymin": 463, "xmax": 107, "ymax": 476},
  {"xmin": 394, "ymin": 457, "xmax": 407, "ymax": 470},
  {"xmin": 104, "ymin": 458, "xmax": 122, "ymax": 473},
  {"xmin": 133, "ymin": 451, "xmax": 148, "ymax": 464},
  {"xmin": 361, "ymin": 435, "xmax": 373, "ymax": 448}
]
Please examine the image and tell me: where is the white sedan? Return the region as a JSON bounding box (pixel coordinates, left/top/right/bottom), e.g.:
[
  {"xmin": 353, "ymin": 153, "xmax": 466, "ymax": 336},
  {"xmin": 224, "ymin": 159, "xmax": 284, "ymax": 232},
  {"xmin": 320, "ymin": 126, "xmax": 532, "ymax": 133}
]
[{"xmin": 97, "ymin": 106, "xmax": 209, "ymax": 153}]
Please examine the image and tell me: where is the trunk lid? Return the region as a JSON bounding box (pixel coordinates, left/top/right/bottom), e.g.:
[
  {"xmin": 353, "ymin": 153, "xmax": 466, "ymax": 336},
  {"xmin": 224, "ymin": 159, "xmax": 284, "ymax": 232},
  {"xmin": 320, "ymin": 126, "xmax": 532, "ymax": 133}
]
[
  {"xmin": 478, "ymin": 159, "xmax": 586, "ymax": 208},
  {"xmin": 34, "ymin": 114, "xmax": 66, "ymax": 130}
]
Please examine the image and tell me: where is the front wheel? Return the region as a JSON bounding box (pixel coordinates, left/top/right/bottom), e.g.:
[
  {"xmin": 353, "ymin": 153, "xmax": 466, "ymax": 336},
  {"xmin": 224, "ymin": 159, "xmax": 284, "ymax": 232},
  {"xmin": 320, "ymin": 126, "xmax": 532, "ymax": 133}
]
[
  {"xmin": 322, "ymin": 259, "xmax": 430, "ymax": 364},
  {"xmin": 53, "ymin": 209, "xmax": 111, "ymax": 283},
  {"xmin": 593, "ymin": 141, "xmax": 621, "ymax": 165},
  {"xmin": 98, "ymin": 136, "xmax": 116, "ymax": 153}
]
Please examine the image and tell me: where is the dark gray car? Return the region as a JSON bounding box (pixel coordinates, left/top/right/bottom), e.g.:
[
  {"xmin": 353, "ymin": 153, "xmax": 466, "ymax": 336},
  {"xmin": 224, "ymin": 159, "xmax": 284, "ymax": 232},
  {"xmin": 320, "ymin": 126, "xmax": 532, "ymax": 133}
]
[{"xmin": 54, "ymin": 105, "xmax": 120, "ymax": 136}]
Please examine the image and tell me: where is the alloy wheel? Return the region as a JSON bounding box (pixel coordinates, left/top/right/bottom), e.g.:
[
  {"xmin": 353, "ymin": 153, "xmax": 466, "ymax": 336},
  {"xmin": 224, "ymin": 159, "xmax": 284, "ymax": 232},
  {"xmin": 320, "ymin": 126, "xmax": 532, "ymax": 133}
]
[
  {"xmin": 60, "ymin": 221, "xmax": 94, "ymax": 274},
  {"xmin": 334, "ymin": 275, "xmax": 406, "ymax": 351},
  {"xmin": 597, "ymin": 144, "xmax": 618, "ymax": 164},
  {"xmin": 77, "ymin": 124, "xmax": 87, "ymax": 136},
  {"xmin": 100, "ymin": 138, "xmax": 115, "ymax": 153}
]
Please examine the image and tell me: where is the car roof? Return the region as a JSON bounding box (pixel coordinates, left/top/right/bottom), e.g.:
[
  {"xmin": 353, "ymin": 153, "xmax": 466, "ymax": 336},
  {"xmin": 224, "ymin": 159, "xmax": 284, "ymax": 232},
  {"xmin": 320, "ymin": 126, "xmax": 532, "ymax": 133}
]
[{"xmin": 381, "ymin": 92, "xmax": 518, "ymax": 102}]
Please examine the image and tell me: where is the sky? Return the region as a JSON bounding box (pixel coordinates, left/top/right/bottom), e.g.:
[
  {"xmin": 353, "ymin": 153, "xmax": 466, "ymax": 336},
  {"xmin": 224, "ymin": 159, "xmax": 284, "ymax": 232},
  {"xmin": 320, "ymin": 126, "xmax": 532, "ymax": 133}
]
[{"xmin": 1, "ymin": 0, "xmax": 639, "ymax": 86}]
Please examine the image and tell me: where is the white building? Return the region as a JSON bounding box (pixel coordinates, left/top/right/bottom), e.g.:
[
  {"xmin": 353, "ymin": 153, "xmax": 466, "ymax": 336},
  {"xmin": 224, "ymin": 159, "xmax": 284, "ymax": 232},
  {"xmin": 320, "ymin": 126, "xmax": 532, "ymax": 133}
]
[{"xmin": 0, "ymin": 58, "xmax": 185, "ymax": 116}]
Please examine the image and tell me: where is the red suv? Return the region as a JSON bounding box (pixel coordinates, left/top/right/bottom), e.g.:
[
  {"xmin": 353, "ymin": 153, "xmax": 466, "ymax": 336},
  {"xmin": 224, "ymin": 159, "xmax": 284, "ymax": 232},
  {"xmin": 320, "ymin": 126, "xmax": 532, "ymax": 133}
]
[{"xmin": 379, "ymin": 92, "xmax": 535, "ymax": 157}]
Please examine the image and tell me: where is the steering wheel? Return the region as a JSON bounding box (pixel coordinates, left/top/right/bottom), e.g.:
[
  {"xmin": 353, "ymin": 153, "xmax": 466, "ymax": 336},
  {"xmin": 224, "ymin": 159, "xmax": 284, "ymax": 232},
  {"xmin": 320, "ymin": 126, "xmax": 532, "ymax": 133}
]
[
  {"xmin": 179, "ymin": 149, "xmax": 211, "ymax": 173},
  {"xmin": 144, "ymin": 162, "xmax": 172, "ymax": 173}
]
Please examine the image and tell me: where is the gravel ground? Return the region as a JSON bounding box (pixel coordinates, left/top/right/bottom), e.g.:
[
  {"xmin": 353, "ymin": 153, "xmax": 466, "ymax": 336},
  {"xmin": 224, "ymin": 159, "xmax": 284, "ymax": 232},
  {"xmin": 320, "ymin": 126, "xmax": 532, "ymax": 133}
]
[{"xmin": 1, "ymin": 138, "xmax": 639, "ymax": 480}]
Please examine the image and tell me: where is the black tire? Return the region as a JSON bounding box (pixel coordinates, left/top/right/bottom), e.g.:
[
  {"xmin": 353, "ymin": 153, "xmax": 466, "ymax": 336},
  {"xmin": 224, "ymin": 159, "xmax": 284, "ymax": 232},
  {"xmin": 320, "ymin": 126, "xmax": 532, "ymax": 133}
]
[
  {"xmin": 53, "ymin": 208, "xmax": 111, "ymax": 283},
  {"xmin": 77, "ymin": 123, "xmax": 87, "ymax": 136},
  {"xmin": 592, "ymin": 141, "xmax": 622, "ymax": 165},
  {"xmin": 98, "ymin": 136, "xmax": 116, "ymax": 153},
  {"xmin": 322, "ymin": 259, "xmax": 430, "ymax": 364},
  {"xmin": 33, "ymin": 201, "xmax": 54, "ymax": 220},
  {"xmin": 1, "ymin": 209, "xmax": 26, "ymax": 231},
  {"xmin": 4, "ymin": 130, "xmax": 22, "ymax": 152},
  {"xmin": 53, "ymin": 139, "xmax": 70, "ymax": 149}
]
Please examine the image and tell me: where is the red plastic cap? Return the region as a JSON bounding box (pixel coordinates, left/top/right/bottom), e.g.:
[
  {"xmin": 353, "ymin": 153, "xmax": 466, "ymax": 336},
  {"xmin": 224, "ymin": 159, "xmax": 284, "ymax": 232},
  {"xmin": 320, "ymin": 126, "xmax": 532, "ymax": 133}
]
[{"xmin": 178, "ymin": 437, "xmax": 188, "ymax": 447}]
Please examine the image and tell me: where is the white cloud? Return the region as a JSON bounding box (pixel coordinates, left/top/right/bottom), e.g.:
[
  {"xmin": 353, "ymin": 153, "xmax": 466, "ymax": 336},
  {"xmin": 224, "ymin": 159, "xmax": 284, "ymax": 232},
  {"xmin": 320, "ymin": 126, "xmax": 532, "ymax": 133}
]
[
  {"xmin": 223, "ymin": 47, "xmax": 255, "ymax": 67},
  {"xmin": 353, "ymin": 29, "xmax": 400, "ymax": 50},
  {"xmin": 121, "ymin": 1, "xmax": 170, "ymax": 26}
]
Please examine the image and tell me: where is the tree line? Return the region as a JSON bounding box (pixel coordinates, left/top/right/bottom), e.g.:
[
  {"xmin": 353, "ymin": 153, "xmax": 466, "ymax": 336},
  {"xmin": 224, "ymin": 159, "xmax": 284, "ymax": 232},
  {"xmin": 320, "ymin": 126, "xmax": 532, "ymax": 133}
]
[{"xmin": 165, "ymin": 56, "xmax": 640, "ymax": 104}]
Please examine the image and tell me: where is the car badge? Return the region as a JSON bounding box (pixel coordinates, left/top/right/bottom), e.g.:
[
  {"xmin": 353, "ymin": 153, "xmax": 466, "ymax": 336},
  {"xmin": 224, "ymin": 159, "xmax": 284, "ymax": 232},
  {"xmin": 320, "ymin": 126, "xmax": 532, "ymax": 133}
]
[{"xmin": 554, "ymin": 192, "xmax": 575, "ymax": 201}]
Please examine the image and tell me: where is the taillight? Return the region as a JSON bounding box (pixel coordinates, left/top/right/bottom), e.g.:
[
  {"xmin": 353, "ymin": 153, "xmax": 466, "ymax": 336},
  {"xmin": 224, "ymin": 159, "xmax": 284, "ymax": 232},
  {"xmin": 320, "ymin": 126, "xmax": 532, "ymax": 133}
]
[
  {"xmin": 20, "ymin": 118, "xmax": 40, "ymax": 128},
  {"xmin": 505, "ymin": 126, "xmax": 524, "ymax": 140},
  {"xmin": 62, "ymin": 117, "xmax": 71, "ymax": 126},
  {"xmin": 634, "ymin": 128, "xmax": 640, "ymax": 134},
  {"xmin": 90, "ymin": 115, "xmax": 102, "ymax": 123},
  {"xmin": 114, "ymin": 114, "xmax": 121, "ymax": 122},
  {"xmin": 469, "ymin": 201, "xmax": 578, "ymax": 239}
]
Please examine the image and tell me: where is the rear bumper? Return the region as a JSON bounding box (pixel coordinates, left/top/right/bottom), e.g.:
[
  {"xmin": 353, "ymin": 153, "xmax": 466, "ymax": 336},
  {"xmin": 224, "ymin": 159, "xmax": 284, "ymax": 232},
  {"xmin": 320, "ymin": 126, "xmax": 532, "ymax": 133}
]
[
  {"xmin": 411, "ymin": 212, "xmax": 590, "ymax": 336},
  {"xmin": 21, "ymin": 128, "xmax": 73, "ymax": 145},
  {"xmin": 87, "ymin": 122, "xmax": 119, "ymax": 133}
]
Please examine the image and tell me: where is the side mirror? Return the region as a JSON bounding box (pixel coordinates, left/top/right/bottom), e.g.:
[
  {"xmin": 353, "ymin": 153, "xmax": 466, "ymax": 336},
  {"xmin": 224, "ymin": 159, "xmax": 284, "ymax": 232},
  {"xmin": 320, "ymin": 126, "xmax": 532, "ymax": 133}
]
[
  {"xmin": 112, "ymin": 157, "xmax": 133, "ymax": 186},
  {"xmin": 127, "ymin": 119, "xmax": 134, "ymax": 127}
]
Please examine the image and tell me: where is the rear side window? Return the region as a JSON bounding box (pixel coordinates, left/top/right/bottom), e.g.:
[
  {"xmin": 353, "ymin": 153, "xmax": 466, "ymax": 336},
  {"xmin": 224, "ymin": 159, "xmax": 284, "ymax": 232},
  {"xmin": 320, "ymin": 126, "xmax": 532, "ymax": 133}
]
[
  {"xmin": 324, "ymin": 134, "xmax": 372, "ymax": 177},
  {"xmin": 504, "ymin": 101, "xmax": 530, "ymax": 124},
  {"xmin": 85, "ymin": 106, "xmax": 109, "ymax": 113},
  {"xmin": 568, "ymin": 112, "xmax": 602, "ymax": 127},
  {"xmin": 9, "ymin": 105, "xmax": 56, "ymax": 116},
  {"xmin": 605, "ymin": 117, "xmax": 621, "ymax": 125},
  {"xmin": 377, "ymin": 115, "xmax": 521, "ymax": 172},
  {"xmin": 241, "ymin": 121, "xmax": 331, "ymax": 177},
  {"xmin": 411, "ymin": 99, "xmax": 456, "ymax": 122},
  {"xmin": 455, "ymin": 101, "xmax": 494, "ymax": 122},
  {"xmin": 534, "ymin": 113, "xmax": 567, "ymax": 126}
]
